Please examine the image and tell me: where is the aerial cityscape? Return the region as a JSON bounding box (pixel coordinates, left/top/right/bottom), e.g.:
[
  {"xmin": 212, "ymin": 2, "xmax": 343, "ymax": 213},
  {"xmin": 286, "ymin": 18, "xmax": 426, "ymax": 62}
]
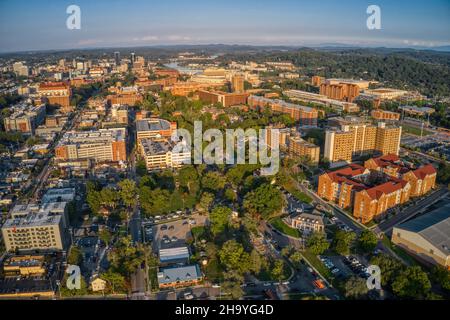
[{"xmin": 0, "ymin": 0, "xmax": 449, "ymax": 310}]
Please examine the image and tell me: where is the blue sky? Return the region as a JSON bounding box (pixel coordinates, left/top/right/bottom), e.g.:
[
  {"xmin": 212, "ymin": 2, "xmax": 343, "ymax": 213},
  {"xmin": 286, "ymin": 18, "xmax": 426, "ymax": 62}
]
[{"xmin": 0, "ymin": 0, "xmax": 449, "ymax": 52}]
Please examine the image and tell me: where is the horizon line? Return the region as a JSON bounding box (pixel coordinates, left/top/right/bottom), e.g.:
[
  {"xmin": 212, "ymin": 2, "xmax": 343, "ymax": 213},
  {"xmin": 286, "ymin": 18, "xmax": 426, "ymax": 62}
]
[{"xmin": 1, "ymin": 42, "xmax": 450, "ymax": 55}]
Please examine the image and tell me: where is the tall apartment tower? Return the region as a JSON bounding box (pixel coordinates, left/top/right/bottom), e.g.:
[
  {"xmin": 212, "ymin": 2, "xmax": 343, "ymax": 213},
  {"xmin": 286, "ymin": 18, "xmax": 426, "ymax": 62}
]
[
  {"xmin": 114, "ymin": 51, "xmax": 121, "ymax": 66},
  {"xmin": 231, "ymin": 74, "xmax": 245, "ymax": 93},
  {"xmin": 130, "ymin": 52, "xmax": 136, "ymax": 65},
  {"xmin": 324, "ymin": 122, "xmax": 402, "ymax": 163}
]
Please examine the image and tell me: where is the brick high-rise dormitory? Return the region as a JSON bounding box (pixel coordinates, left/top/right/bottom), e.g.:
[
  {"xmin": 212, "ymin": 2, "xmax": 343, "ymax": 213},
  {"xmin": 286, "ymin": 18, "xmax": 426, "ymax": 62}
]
[
  {"xmin": 324, "ymin": 122, "xmax": 402, "ymax": 164},
  {"xmin": 317, "ymin": 155, "xmax": 437, "ymax": 223}
]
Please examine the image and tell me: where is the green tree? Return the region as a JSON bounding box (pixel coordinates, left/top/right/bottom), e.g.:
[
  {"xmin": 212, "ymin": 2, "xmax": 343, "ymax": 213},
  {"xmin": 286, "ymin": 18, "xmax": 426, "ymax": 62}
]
[
  {"xmin": 139, "ymin": 175, "xmax": 156, "ymax": 189},
  {"xmin": 392, "ymin": 266, "xmax": 431, "ymax": 299},
  {"xmin": 198, "ymin": 192, "xmax": 214, "ymax": 213},
  {"xmin": 243, "ymin": 183, "xmax": 283, "ymax": 219},
  {"xmin": 99, "ymin": 229, "xmax": 112, "ymax": 245},
  {"xmin": 86, "ymin": 181, "xmax": 101, "ymax": 214},
  {"xmin": 209, "ymin": 206, "xmax": 231, "ymax": 236},
  {"xmin": 224, "ymin": 188, "xmax": 237, "ymax": 203},
  {"xmin": 100, "ymin": 188, "xmax": 120, "ymax": 210},
  {"xmin": 333, "ymin": 230, "xmax": 356, "ymax": 256},
  {"xmin": 370, "ymin": 254, "xmax": 404, "ymax": 287},
  {"xmin": 139, "ymin": 187, "xmax": 171, "ymax": 216},
  {"xmin": 306, "ymin": 232, "xmax": 330, "ymax": 255},
  {"xmin": 343, "ymin": 276, "xmax": 369, "ymax": 299},
  {"xmin": 118, "ymin": 179, "xmax": 137, "ymax": 208},
  {"xmin": 108, "ymin": 236, "xmax": 148, "ymax": 276},
  {"xmin": 271, "ymin": 260, "xmax": 285, "ymax": 281},
  {"xmin": 221, "ymin": 270, "xmax": 244, "ymax": 299},
  {"xmin": 178, "ymin": 166, "xmax": 198, "ymax": 191},
  {"xmin": 201, "ymin": 171, "xmax": 226, "ymax": 192},
  {"xmin": 281, "ymin": 246, "xmax": 294, "ymax": 257},
  {"xmin": 225, "ymin": 166, "xmax": 245, "ymax": 187},
  {"xmin": 432, "ymin": 266, "xmax": 450, "ymax": 291},
  {"xmin": 218, "ymin": 240, "xmax": 251, "ymax": 274},
  {"xmin": 101, "ymin": 270, "xmax": 127, "ymax": 294},
  {"xmin": 67, "ymin": 246, "xmax": 83, "ymax": 265},
  {"xmin": 290, "ymin": 251, "xmax": 303, "ymax": 267},
  {"xmin": 358, "ymin": 230, "xmax": 378, "ymax": 253},
  {"xmin": 136, "ymin": 159, "xmax": 147, "ymax": 177},
  {"xmin": 249, "ymin": 250, "xmax": 263, "ymax": 274}
]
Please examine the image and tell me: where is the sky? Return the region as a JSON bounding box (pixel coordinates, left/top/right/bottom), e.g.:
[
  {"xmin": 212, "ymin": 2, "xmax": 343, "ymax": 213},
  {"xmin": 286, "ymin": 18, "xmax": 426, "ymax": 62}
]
[{"xmin": 0, "ymin": 0, "xmax": 449, "ymax": 52}]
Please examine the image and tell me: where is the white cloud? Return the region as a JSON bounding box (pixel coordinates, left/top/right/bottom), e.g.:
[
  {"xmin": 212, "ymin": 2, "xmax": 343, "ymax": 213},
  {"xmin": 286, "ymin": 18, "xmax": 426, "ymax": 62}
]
[
  {"xmin": 167, "ymin": 35, "xmax": 191, "ymax": 41},
  {"xmin": 132, "ymin": 35, "xmax": 159, "ymax": 41}
]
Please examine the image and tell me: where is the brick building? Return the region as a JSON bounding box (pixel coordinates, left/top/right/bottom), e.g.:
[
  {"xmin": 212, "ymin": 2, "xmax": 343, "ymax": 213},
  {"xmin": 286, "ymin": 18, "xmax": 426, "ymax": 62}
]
[
  {"xmin": 248, "ymin": 95, "xmax": 318, "ymax": 126},
  {"xmin": 38, "ymin": 82, "xmax": 72, "ymax": 112}
]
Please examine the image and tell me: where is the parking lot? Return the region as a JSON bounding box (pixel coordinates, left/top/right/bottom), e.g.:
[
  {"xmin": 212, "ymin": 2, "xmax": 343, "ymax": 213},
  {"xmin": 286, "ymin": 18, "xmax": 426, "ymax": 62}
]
[
  {"xmin": 146, "ymin": 214, "xmax": 207, "ymax": 251},
  {"xmin": 75, "ymin": 236, "xmax": 102, "ymax": 278},
  {"xmin": 282, "ymin": 189, "xmax": 314, "ymax": 215},
  {"xmin": 319, "ymin": 255, "xmax": 371, "ymax": 280}
]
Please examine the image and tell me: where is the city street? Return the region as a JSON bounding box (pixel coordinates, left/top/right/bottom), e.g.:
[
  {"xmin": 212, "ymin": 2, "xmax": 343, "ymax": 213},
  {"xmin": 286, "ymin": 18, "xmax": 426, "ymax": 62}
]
[{"xmin": 375, "ymin": 188, "xmax": 449, "ymax": 235}]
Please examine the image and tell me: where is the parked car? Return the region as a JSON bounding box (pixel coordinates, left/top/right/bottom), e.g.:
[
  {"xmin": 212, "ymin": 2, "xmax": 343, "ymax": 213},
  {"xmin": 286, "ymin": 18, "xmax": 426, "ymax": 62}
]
[
  {"xmin": 313, "ymin": 279, "xmax": 326, "ymax": 290},
  {"xmin": 331, "ymin": 268, "xmax": 340, "ymax": 274},
  {"xmin": 183, "ymin": 292, "xmax": 194, "ymax": 300},
  {"xmin": 160, "ymin": 225, "xmax": 168, "ymax": 231}
]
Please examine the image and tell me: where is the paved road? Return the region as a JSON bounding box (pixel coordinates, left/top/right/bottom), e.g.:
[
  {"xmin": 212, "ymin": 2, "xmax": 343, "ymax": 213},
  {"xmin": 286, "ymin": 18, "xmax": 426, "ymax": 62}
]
[
  {"xmin": 375, "ymin": 188, "xmax": 449, "ymax": 235},
  {"xmin": 129, "ymin": 206, "xmax": 142, "ymax": 243},
  {"xmin": 259, "ymin": 221, "xmax": 339, "ymax": 300},
  {"xmin": 31, "ymin": 109, "xmax": 82, "ymax": 201},
  {"xmin": 130, "ymin": 263, "xmax": 147, "ymax": 299}
]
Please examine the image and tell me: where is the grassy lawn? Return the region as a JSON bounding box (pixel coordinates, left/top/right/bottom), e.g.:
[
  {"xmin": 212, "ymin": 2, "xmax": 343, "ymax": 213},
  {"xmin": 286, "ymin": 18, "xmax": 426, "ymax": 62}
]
[
  {"xmin": 283, "ymin": 180, "xmax": 313, "ymax": 204},
  {"xmin": 269, "ymin": 217, "xmax": 302, "ymax": 238},
  {"xmin": 401, "ymin": 124, "xmax": 432, "ymax": 136},
  {"xmin": 204, "ymin": 257, "xmax": 224, "ymax": 282},
  {"xmin": 202, "ymin": 242, "xmax": 224, "ymax": 283},
  {"xmin": 301, "ymin": 250, "xmax": 333, "ymax": 281},
  {"xmin": 148, "ymin": 267, "xmax": 159, "ymax": 291},
  {"xmin": 381, "ymin": 235, "xmax": 420, "ymax": 267},
  {"xmin": 258, "ymin": 259, "xmax": 291, "ymax": 281}
]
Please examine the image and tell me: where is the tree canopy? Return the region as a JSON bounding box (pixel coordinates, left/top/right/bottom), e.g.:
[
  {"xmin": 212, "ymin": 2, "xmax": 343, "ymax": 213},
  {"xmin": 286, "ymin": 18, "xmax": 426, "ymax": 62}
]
[{"xmin": 243, "ymin": 183, "xmax": 283, "ymax": 219}]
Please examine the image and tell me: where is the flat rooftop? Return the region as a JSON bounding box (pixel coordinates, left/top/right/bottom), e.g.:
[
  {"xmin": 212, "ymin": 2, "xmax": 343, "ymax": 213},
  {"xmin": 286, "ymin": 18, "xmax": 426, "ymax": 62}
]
[
  {"xmin": 136, "ymin": 118, "xmax": 171, "ymax": 132},
  {"xmin": 396, "ymin": 204, "xmax": 450, "ymax": 254},
  {"xmin": 140, "ymin": 139, "xmax": 172, "ymax": 156},
  {"xmin": 159, "ymin": 246, "xmax": 190, "ymax": 262},
  {"xmin": 58, "ymin": 128, "xmax": 126, "ymax": 146},
  {"xmin": 3, "ymin": 202, "xmax": 67, "ymax": 229},
  {"xmin": 249, "ymin": 95, "xmax": 316, "ymax": 113}
]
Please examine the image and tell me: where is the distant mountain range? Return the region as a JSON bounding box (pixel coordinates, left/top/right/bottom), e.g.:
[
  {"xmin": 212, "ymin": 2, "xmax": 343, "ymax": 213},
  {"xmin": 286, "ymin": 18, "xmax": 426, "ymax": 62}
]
[{"xmin": 1, "ymin": 43, "xmax": 450, "ymax": 56}]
